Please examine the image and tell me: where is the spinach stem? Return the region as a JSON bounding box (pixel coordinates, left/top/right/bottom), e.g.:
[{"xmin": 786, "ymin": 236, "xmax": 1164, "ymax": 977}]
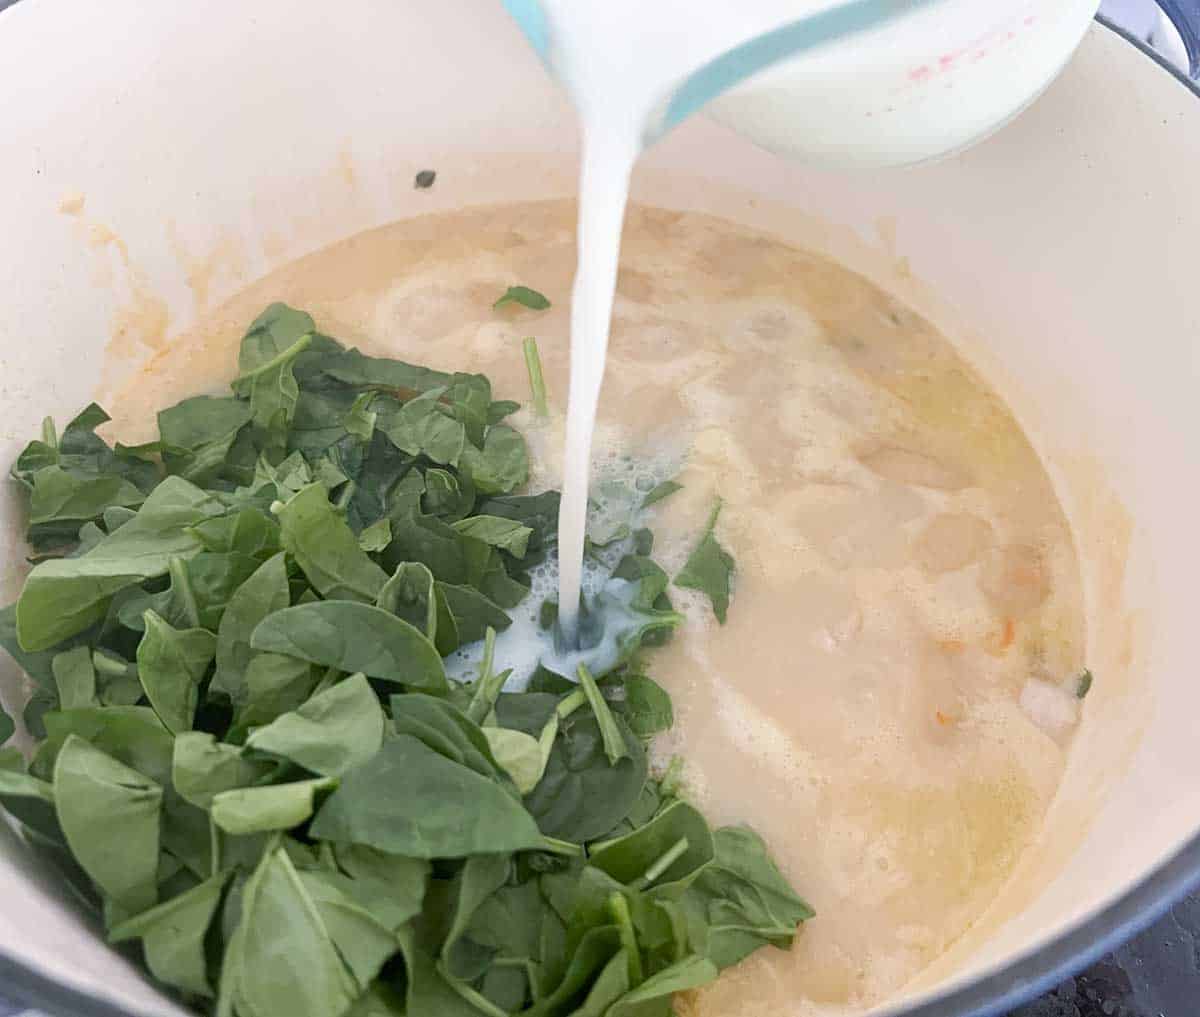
[
  {"xmin": 235, "ymin": 334, "xmax": 313, "ymax": 383},
  {"xmin": 40, "ymin": 416, "xmax": 57, "ymax": 449},
  {"xmin": 522, "ymin": 336, "xmax": 549, "ymax": 417},
  {"xmin": 538, "ymin": 836, "xmax": 584, "ymax": 857},
  {"xmin": 209, "ymin": 819, "xmax": 222, "ymax": 879},
  {"xmin": 637, "ymin": 836, "xmax": 690, "ymax": 889},
  {"xmin": 556, "ymin": 689, "xmax": 587, "ymax": 719},
  {"xmin": 467, "ymin": 628, "xmax": 510, "ymax": 724},
  {"xmin": 91, "ymin": 649, "xmax": 128, "ymax": 677},
  {"xmin": 659, "ymin": 755, "xmax": 685, "ymax": 798},
  {"xmin": 608, "ymin": 892, "xmax": 644, "ymax": 987},
  {"xmin": 577, "ymin": 664, "xmax": 630, "ymax": 765},
  {"xmin": 442, "ymin": 968, "xmax": 510, "ymax": 1017}
]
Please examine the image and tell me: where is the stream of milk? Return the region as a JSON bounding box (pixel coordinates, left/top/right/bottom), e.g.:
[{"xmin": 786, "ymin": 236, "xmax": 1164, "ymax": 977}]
[
  {"xmin": 545, "ymin": 1, "xmax": 762, "ymax": 636},
  {"xmin": 544, "ymin": 1, "xmax": 896, "ymax": 638}
]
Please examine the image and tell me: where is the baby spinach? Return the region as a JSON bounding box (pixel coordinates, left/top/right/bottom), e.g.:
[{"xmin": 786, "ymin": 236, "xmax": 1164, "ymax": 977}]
[
  {"xmin": 212, "ymin": 552, "xmax": 290, "ymax": 702},
  {"xmin": 375, "ymin": 562, "xmax": 438, "ymax": 641},
  {"xmin": 250, "ymin": 602, "xmax": 447, "ymax": 693},
  {"xmin": 137, "ymin": 611, "xmax": 217, "ymax": 734},
  {"xmin": 494, "ymin": 285, "xmax": 551, "ymax": 311},
  {"xmin": 640, "ymin": 479, "xmax": 682, "ymax": 509},
  {"xmin": 0, "ymin": 303, "xmax": 808, "ymax": 1017},
  {"xmin": 310, "ymin": 735, "xmax": 543, "ymax": 858},
  {"xmin": 54, "ymin": 734, "xmax": 162, "ymax": 913},
  {"xmin": 16, "ymin": 477, "xmax": 224, "ymax": 650},
  {"xmin": 244, "ymin": 674, "xmax": 384, "ymax": 777},
  {"xmin": 276, "ymin": 484, "xmax": 388, "ymax": 602},
  {"xmin": 109, "ymin": 871, "xmax": 231, "ymax": 998},
  {"xmin": 674, "ymin": 501, "xmax": 735, "ymax": 624}
]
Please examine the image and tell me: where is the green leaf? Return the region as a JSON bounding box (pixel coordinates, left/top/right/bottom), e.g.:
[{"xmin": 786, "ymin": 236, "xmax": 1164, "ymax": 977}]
[
  {"xmin": 232, "ymin": 306, "xmax": 315, "ymax": 433},
  {"xmin": 317, "ymin": 347, "xmax": 451, "ymax": 395},
  {"xmin": 487, "ymin": 400, "xmax": 521, "ymax": 425},
  {"xmin": 28, "ymin": 466, "xmax": 145, "ymax": 530},
  {"xmin": 245, "ymin": 674, "xmax": 384, "ymax": 777},
  {"xmin": 383, "ymin": 512, "xmax": 474, "ymax": 584},
  {"xmin": 588, "ymin": 802, "xmax": 714, "ymax": 894},
  {"xmin": 295, "ymin": 870, "xmax": 399, "ymax": 988},
  {"xmin": 380, "ymin": 389, "xmax": 467, "ymax": 466},
  {"xmin": 524, "ymin": 925, "xmax": 622, "ymax": 1017},
  {"xmin": 232, "ymin": 846, "xmax": 361, "ymax": 1017},
  {"xmin": 276, "ymin": 483, "xmax": 388, "ymax": 602},
  {"xmin": 310, "ymin": 735, "xmax": 544, "ymax": 858},
  {"xmin": 189, "ymin": 507, "xmax": 281, "ymax": 559},
  {"xmin": 234, "ymin": 653, "xmax": 320, "ymax": 730},
  {"xmin": 421, "ymin": 468, "xmax": 474, "ymax": 523},
  {"xmin": 0, "ymin": 704, "xmax": 14, "ymax": 748},
  {"xmin": 54, "ymin": 735, "xmax": 161, "ymax": 912},
  {"xmin": 459, "ymin": 425, "xmax": 528, "ymax": 495},
  {"xmin": 525, "ymin": 709, "xmax": 647, "ymax": 845},
  {"xmin": 468, "ymin": 878, "xmax": 544, "ymax": 965},
  {"xmin": 435, "ymin": 583, "xmax": 512, "ymax": 645},
  {"xmin": 0, "ymin": 602, "xmax": 67, "ymax": 688},
  {"xmin": 34, "ymin": 706, "xmax": 172, "ymax": 794},
  {"xmin": 0, "ymin": 766, "xmax": 55, "ymax": 804},
  {"xmin": 607, "ymin": 955, "xmax": 719, "ymax": 1017},
  {"xmin": 15, "ymin": 404, "xmax": 159, "ymax": 552},
  {"xmin": 451, "ymin": 515, "xmax": 534, "ymax": 557},
  {"xmin": 172, "ymin": 732, "xmax": 276, "ymax": 809},
  {"xmin": 333, "ymin": 844, "xmax": 429, "ymax": 931},
  {"xmin": 177, "ymin": 552, "xmax": 262, "ymax": 631},
  {"xmin": 251, "ymin": 602, "xmax": 448, "ymax": 693},
  {"xmin": 390, "ymin": 693, "xmax": 508, "ymax": 784},
  {"xmin": 51, "ymin": 646, "xmax": 96, "ymax": 711},
  {"xmin": 681, "ymin": 826, "xmax": 813, "ymax": 969},
  {"xmin": 1075, "ymin": 668, "xmax": 1094, "ymax": 699},
  {"xmin": 617, "ymin": 675, "xmax": 674, "ymax": 739},
  {"xmin": 476, "ymin": 491, "xmax": 560, "ymax": 564},
  {"xmin": 358, "ymin": 518, "xmax": 392, "ymax": 553},
  {"xmin": 344, "ymin": 983, "xmax": 407, "ymax": 1017},
  {"xmin": 674, "ymin": 502, "xmax": 735, "ymax": 624},
  {"xmin": 494, "ymin": 285, "xmax": 551, "ymax": 311},
  {"xmin": 211, "ymin": 777, "xmax": 337, "ymax": 835},
  {"xmin": 344, "ymin": 391, "xmax": 378, "ymax": 442},
  {"xmin": 109, "ymin": 871, "xmax": 230, "ymax": 997},
  {"xmin": 376, "ymin": 562, "xmax": 438, "ymax": 642},
  {"xmin": 640, "ymin": 480, "xmax": 682, "ymax": 510},
  {"xmin": 395, "ymin": 924, "xmax": 490, "ymax": 1017},
  {"xmin": 482, "ymin": 727, "xmax": 545, "ymax": 795},
  {"xmin": 443, "ymin": 853, "xmax": 510, "ymax": 979},
  {"xmin": 136, "ymin": 611, "xmax": 216, "ymax": 735},
  {"xmin": 212, "ymin": 552, "xmax": 291, "ymax": 702},
  {"xmin": 158, "ymin": 396, "xmax": 253, "ymax": 485},
  {"xmin": 16, "ymin": 476, "xmax": 224, "ymax": 651}
]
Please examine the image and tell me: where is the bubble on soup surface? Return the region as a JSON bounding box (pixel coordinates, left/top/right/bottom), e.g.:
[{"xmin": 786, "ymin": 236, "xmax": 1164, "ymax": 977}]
[{"xmin": 1019, "ymin": 678, "xmax": 1080, "ymax": 737}]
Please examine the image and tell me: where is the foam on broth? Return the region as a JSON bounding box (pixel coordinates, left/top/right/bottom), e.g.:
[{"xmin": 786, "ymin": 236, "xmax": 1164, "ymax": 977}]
[{"xmin": 108, "ymin": 200, "xmax": 1086, "ymax": 1015}]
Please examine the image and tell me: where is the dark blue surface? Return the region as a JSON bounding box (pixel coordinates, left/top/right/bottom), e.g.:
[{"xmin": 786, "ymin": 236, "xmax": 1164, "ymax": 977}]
[{"xmin": 0, "ymin": 1, "xmax": 1198, "ymax": 1016}]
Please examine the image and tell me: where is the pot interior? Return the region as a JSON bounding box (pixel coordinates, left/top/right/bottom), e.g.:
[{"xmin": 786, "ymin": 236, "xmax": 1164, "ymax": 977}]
[{"xmin": 0, "ymin": 2, "xmax": 1198, "ymax": 1015}]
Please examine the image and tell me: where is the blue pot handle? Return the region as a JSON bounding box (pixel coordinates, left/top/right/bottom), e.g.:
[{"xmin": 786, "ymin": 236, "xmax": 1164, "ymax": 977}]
[
  {"xmin": 1154, "ymin": 0, "xmax": 1200, "ymax": 78},
  {"xmin": 502, "ymin": 0, "xmax": 549, "ymax": 59}
]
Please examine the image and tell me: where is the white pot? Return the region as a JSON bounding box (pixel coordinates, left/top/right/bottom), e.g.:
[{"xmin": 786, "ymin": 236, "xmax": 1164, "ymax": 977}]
[{"xmin": 0, "ymin": 3, "xmax": 1198, "ymax": 1016}]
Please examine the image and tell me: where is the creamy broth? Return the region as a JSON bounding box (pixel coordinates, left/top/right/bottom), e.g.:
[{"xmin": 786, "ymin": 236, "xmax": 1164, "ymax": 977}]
[{"xmin": 109, "ymin": 200, "xmax": 1085, "ymax": 1014}]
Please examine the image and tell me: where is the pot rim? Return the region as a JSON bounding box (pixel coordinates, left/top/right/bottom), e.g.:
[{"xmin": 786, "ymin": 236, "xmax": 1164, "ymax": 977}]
[{"xmin": 0, "ymin": 11, "xmax": 1196, "ymax": 1017}]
